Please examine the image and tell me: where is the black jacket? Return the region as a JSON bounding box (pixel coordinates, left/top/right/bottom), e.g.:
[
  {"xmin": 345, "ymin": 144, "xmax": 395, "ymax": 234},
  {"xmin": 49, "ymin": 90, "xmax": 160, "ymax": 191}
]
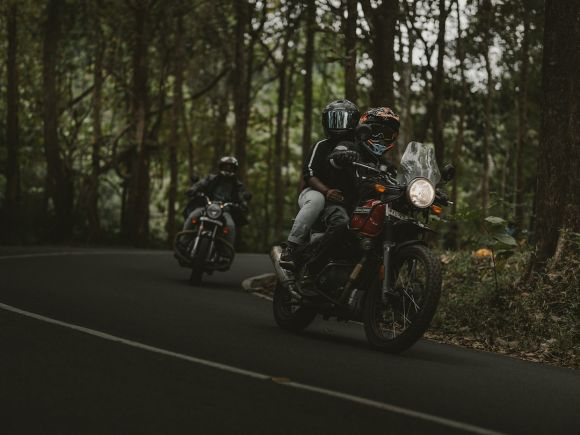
[
  {"xmin": 328, "ymin": 140, "xmax": 394, "ymax": 207},
  {"xmin": 186, "ymin": 173, "xmax": 249, "ymax": 225},
  {"xmin": 302, "ymin": 137, "xmax": 343, "ymax": 188}
]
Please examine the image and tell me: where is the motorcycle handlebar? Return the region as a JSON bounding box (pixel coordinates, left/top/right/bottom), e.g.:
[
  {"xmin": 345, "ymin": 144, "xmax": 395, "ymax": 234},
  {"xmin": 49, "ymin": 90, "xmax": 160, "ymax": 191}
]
[{"xmin": 352, "ymin": 162, "xmax": 400, "ymax": 188}]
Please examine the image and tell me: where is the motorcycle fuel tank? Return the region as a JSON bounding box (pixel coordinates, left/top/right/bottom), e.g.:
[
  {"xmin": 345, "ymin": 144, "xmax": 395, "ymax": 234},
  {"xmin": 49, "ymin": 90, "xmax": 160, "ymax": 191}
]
[{"xmin": 350, "ymin": 199, "xmax": 385, "ymax": 237}]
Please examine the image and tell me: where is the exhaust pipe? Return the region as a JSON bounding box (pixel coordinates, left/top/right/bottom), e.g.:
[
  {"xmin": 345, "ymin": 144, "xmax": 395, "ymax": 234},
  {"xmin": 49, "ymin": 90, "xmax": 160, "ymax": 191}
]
[{"xmin": 270, "ymin": 246, "xmax": 301, "ymax": 300}]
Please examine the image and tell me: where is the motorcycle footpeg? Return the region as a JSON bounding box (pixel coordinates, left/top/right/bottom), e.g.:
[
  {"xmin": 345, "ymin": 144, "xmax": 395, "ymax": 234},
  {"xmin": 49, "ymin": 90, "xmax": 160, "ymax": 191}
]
[{"xmin": 278, "ymin": 259, "xmax": 296, "ymax": 271}]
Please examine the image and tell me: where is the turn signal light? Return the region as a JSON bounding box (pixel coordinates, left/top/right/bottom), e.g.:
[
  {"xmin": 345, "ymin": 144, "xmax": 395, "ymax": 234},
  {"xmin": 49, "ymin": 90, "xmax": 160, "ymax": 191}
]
[
  {"xmin": 379, "ymin": 265, "xmax": 385, "ymax": 280},
  {"xmin": 191, "ymin": 218, "xmax": 198, "ymax": 225},
  {"xmin": 223, "ymin": 226, "xmax": 230, "ymax": 235},
  {"xmin": 375, "ymin": 184, "xmax": 386, "ymax": 193},
  {"xmin": 431, "ymin": 205, "xmax": 443, "ymax": 215}
]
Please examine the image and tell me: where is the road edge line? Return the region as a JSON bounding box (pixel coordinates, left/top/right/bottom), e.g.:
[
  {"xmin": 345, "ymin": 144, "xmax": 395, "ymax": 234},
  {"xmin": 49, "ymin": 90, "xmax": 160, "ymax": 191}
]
[{"xmin": 0, "ymin": 301, "xmax": 504, "ymax": 435}]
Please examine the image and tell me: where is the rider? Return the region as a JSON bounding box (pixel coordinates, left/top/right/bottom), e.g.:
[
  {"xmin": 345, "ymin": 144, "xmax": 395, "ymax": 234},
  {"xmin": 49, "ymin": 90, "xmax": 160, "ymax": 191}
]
[
  {"xmin": 182, "ymin": 156, "xmax": 249, "ymax": 248},
  {"xmin": 280, "ymin": 99, "xmax": 360, "ymax": 268},
  {"xmin": 295, "ymin": 107, "xmax": 401, "ymax": 277}
]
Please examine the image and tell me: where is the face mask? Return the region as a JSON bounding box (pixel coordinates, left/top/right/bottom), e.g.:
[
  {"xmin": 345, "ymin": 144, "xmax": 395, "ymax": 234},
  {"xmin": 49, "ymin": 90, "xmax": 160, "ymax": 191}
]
[{"xmin": 366, "ymin": 139, "xmax": 388, "ymax": 156}]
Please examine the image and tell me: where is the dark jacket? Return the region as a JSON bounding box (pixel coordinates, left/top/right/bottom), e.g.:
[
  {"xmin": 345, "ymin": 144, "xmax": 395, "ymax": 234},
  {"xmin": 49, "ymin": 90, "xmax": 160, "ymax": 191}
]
[
  {"xmin": 328, "ymin": 140, "xmax": 394, "ymax": 207},
  {"xmin": 185, "ymin": 173, "xmax": 249, "ymax": 225}
]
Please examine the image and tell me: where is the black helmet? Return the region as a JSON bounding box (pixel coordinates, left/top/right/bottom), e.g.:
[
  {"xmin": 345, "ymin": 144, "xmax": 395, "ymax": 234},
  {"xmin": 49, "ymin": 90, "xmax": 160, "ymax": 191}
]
[
  {"xmin": 321, "ymin": 99, "xmax": 360, "ymax": 138},
  {"xmin": 218, "ymin": 156, "xmax": 239, "ymax": 177},
  {"xmin": 358, "ymin": 107, "xmax": 400, "ymax": 156}
]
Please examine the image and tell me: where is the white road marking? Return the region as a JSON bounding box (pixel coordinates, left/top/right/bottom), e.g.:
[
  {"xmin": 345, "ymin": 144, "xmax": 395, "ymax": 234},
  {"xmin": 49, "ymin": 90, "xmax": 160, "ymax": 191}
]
[
  {"xmin": 251, "ymin": 292, "xmax": 274, "ymax": 301},
  {"xmin": 0, "ymin": 301, "xmax": 504, "ymax": 435},
  {"xmin": 0, "ymin": 250, "xmax": 168, "ymax": 261}
]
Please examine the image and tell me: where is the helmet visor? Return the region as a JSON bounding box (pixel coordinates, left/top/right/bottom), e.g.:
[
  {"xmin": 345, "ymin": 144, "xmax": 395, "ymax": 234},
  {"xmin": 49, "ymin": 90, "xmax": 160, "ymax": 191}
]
[
  {"xmin": 219, "ymin": 163, "xmax": 237, "ymax": 174},
  {"xmin": 369, "ymin": 123, "xmax": 398, "ymax": 143},
  {"xmin": 323, "ymin": 110, "xmax": 357, "ymax": 131}
]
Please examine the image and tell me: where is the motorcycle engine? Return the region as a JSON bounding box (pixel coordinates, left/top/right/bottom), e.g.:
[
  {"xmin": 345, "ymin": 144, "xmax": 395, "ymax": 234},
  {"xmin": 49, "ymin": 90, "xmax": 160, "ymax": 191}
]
[{"xmin": 315, "ymin": 262, "xmax": 354, "ymax": 298}]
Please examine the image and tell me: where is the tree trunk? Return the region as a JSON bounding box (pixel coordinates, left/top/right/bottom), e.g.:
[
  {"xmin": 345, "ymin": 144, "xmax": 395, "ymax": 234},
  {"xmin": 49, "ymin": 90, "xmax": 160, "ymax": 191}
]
[
  {"xmin": 284, "ymin": 64, "xmax": 296, "ymax": 189},
  {"xmin": 362, "ymin": 0, "xmax": 398, "ymax": 107},
  {"xmin": 514, "ymin": 3, "xmax": 529, "ymax": 233},
  {"xmin": 432, "ymin": 0, "xmax": 448, "ymax": 167},
  {"xmin": 482, "ymin": 48, "xmax": 492, "ymax": 218},
  {"xmin": 480, "ymin": 0, "xmax": 493, "ymax": 219},
  {"xmin": 5, "ymin": 3, "xmax": 21, "ymax": 239},
  {"xmin": 88, "ymin": 4, "xmax": 103, "ymax": 242},
  {"xmin": 531, "ymin": 0, "xmax": 580, "ymax": 270},
  {"xmin": 274, "ymin": 57, "xmax": 288, "ymax": 240},
  {"xmin": 233, "ymin": 0, "xmax": 250, "ymax": 181},
  {"xmin": 447, "ymin": 0, "xmax": 466, "ymax": 250},
  {"xmin": 212, "ymin": 86, "xmax": 230, "ymax": 165},
  {"xmin": 43, "ymin": 0, "xmax": 74, "ymax": 241},
  {"xmin": 263, "ymin": 108, "xmax": 274, "ymax": 250},
  {"xmin": 301, "ymin": 0, "xmax": 315, "ymax": 160},
  {"xmin": 123, "ymin": 2, "xmax": 151, "ymax": 246},
  {"xmin": 343, "ymin": 0, "xmax": 358, "ymax": 102},
  {"xmin": 167, "ymin": 13, "xmax": 184, "ymax": 246},
  {"xmin": 400, "ymin": 21, "xmax": 414, "ymax": 149}
]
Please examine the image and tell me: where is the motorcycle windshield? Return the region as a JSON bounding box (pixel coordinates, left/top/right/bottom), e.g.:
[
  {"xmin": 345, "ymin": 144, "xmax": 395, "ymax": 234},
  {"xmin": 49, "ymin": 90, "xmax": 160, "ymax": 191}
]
[{"xmin": 396, "ymin": 141, "xmax": 441, "ymax": 185}]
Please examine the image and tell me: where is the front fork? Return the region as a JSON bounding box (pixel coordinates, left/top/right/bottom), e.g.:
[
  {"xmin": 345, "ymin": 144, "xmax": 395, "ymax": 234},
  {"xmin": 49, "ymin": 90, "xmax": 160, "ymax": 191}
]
[{"xmin": 382, "ymin": 208, "xmax": 395, "ymax": 303}]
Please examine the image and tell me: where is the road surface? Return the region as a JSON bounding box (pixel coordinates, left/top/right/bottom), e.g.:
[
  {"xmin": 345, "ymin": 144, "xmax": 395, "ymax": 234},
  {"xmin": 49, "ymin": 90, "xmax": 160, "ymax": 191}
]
[{"xmin": 0, "ymin": 248, "xmax": 578, "ymax": 434}]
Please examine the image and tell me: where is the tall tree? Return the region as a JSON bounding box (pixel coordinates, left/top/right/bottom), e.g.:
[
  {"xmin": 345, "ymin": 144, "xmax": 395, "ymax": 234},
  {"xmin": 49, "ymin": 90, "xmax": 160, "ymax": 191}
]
[
  {"xmin": 4, "ymin": 2, "xmax": 21, "ymax": 238},
  {"xmin": 513, "ymin": 1, "xmax": 530, "ymax": 233},
  {"xmin": 87, "ymin": 0, "xmax": 104, "ymax": 242},
  {"xmin": 122, "ymin": 0, "xmax": 154, "ymax": 245},
  {"xmin": 167, "ymin": 11, "xmax": 185, "ymax": 245},
  {"xmin": 361, "ymin": 0, "xmax": 398, "ymax": 107},
  {"xmin": 343, "ymin": 0, "xmax": 358, "ymax": 102},
  {"xmin": 431, "ymin": 0, "xmax": 450, "ymax": 166},
  {"xmin": 43, "ymin": 0, "xmax": 74, "ymax": 240},
  {"xmin": 480, "ymin": 0, "xmax": 494, "ymax": 218},
  {"xmin": 233, "ymin": 0, "xmax": 251, "ymax": 181},
  {"xmin": 531, "ymin": 0, "xmax": 580, "ymax": 270},
  {"xmin": 301, "ymin": 0, "xmax": 316, "ymax": 160},
  {"xmin": 447, "ymin": 0, "xmax": 466, "ymax": 249}
]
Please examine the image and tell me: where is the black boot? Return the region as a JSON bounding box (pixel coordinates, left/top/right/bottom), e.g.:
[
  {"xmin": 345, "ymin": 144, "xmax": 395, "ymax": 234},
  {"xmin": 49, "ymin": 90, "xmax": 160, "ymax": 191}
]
[{"xmin": 279, "ymin": 242, "xmax": 298, "ymax": 269}]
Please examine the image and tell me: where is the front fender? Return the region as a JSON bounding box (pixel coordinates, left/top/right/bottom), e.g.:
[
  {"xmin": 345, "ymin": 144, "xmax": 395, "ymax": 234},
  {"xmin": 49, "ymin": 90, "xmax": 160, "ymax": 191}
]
[{"xmin": 392, "ymin": 240, "xmax": 427, "ymax": 258}]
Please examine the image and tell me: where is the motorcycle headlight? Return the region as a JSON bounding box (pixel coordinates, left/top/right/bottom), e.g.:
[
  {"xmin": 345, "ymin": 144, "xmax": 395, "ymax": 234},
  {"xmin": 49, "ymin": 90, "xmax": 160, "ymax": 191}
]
[
  {"xmin": 406, "ymin": 178, "xmax": 435, "ymax": 208},
  {"xmin": 207, "ymin": 203, "xmax": 223, "ymax": 219}
]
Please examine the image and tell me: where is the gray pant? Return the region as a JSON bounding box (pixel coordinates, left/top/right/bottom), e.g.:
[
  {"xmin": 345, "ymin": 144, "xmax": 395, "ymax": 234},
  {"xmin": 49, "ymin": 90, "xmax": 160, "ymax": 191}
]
[
  {"xmin": 183, "ymin": 207, "xmax": 236, "ymax": 247},
  {"xmin": 287, "ymin": 188, "xmax": 326, "ymax": 245}
]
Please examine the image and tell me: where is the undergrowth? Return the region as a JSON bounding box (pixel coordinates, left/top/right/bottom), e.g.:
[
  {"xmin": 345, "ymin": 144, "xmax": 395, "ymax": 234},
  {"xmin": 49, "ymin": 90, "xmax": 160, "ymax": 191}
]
[{"xmin": 431, "ymin": 245, "xmax": 579, "ymax": 369}]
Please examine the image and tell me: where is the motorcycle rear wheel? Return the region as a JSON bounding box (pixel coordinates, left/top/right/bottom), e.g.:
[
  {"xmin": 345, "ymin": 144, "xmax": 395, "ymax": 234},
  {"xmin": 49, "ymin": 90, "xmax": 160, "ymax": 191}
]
[
  {"xmin": 363, "ymin": 244, "xmax": 441, "ymax": 353},
  {"xmin": 273, "ymin": 280, "xmax": 316, "ymax": 332}
]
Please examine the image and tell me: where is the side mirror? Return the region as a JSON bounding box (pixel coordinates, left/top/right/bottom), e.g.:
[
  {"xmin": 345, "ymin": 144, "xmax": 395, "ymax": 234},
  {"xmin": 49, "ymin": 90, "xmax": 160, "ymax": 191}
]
[
  {"xmin": 242, "ymin": 191, "xmax": 252, "ymax": 201},
  {"xmin": 355, "ymin": 124, "xmax": 372, "ymax": 141},
  {"xmin": 441, "ymin": 164, "xmax": 456, "ymax": 182}
]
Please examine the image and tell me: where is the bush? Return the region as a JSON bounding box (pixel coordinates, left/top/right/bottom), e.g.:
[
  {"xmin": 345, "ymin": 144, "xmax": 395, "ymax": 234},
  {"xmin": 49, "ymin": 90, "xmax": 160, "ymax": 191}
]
[{"xmin": 430, "ymin": 244, "xmax": 579, "ymax": 368}]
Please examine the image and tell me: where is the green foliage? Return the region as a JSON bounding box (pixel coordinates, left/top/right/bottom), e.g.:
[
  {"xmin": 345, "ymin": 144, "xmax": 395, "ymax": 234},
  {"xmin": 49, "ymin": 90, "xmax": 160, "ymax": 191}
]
[
  {"xmin": 432, "ymin": 246, "xmax": 579, "ymax": 368},
  {"xmin": 0, "ymin": 0, "xmax": 546, "ymax": 252}
]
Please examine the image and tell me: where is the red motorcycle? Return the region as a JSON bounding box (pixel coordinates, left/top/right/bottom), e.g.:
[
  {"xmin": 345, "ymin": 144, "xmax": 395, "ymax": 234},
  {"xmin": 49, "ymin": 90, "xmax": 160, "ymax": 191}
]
[{"xmin": 271, "ymin": 142, "xmax": 454, "ymax": 353}]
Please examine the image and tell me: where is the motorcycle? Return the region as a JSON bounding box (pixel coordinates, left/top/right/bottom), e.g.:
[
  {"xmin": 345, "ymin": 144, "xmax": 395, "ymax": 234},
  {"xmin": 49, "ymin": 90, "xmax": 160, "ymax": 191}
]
[
  {"xmin": 270, "ymin": 141, "xmax": 454, "ymax": 353},
  {"xmin": 174, "ymin": 194, "xmax": 239, "ymax": 285}
]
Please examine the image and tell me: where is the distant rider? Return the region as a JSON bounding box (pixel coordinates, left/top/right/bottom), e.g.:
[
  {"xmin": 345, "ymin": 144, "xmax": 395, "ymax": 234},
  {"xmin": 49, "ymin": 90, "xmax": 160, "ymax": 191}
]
[
  {"xmin": 183, "ymin": 156, "xmax": 249, "ymax": 248},
  {"xmin": 280, "ymin": 99, "xmax": 360, "ymax": 268}
]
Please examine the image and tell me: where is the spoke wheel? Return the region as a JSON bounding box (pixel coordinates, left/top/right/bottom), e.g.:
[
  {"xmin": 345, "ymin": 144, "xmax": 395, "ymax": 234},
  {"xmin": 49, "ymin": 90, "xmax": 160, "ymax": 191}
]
[{"xmin": 363, "ymin": 244, "xmax": 441, "ymax": 353}]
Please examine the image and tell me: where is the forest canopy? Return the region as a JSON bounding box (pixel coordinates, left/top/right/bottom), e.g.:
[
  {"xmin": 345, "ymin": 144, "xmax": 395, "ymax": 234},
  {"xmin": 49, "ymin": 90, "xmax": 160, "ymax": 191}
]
[{"xmin": 0, "ymin": 0, "xmax": 578, "ymax": 272}]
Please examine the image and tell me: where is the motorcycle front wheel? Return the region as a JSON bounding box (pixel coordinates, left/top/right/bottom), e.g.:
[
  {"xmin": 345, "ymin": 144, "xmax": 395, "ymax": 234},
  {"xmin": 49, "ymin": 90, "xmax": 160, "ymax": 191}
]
[
  {"xmin": 273, "ymin": 280, "xmax": 316, "ymax": 332},
  {"xmin": 363, "ymin": 244, "xmax": 441, "ymax": 353},
  {"xmin": 189, "ymin": 237, "xmax": 211, "ymax": 286}
]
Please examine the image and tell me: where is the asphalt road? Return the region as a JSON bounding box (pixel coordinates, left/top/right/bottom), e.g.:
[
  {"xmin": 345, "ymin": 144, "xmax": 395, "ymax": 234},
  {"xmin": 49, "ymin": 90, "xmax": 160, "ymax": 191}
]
[{"xmin": 0, "ymin": 248, "xmax": 578, "ymax": 434}]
